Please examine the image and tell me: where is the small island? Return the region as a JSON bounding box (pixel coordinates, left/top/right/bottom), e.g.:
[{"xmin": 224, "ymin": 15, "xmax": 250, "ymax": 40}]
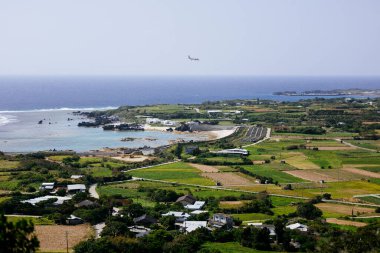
[{"xmin": 274, "ymin": 88, "xmax": 380, "ymax": 97}]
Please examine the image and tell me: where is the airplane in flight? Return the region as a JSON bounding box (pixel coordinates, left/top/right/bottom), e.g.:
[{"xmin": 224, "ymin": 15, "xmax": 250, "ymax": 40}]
[{"xmin": 188, "ymin": 55, "xmax": 199, "ymax": 61}]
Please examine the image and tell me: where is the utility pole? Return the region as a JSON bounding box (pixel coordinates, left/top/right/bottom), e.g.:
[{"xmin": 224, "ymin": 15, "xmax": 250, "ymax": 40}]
[{"xmin": 66, "ymin": 231, "xmax": 69, "ymax": 253}]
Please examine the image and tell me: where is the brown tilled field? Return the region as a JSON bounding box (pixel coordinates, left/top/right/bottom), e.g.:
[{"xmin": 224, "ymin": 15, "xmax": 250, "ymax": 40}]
[
  {"xmin": 35, "ymin": 224, "xmax": 93, "ymax": 252},
  {"xmin": 285, "ymin": 170, "xmax": 337, "ymax": 182},
  {"xmin": 201, "ymin": 172, "xmax": 255, "ymax": 186},
  {"xmin": 326, "ymin": 218, "xmax": 367, "ymax": 227},
  {"xmin": 342, "ymin": 167, "xmax": 380, "ymax": 179},
  {"xmin": 316, "ymin": 203, "xmax": 375, "ymax": 216},
  {"xmin": 189, "ymin": 163, "xmax": 219, "ymax": 172},
  {"xmin": 285, "ymin": 169, "xmax": 362, "ymax": 182}
]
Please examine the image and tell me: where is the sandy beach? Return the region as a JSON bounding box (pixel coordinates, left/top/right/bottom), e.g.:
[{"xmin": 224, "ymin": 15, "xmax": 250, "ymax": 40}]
[{"xmin": 144, "ymin": 124, "xmax": 236, "ymax": 141}]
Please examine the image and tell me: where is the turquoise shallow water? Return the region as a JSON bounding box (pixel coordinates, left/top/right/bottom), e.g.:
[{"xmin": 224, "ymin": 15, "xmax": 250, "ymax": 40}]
[{"xmin": 0, "ymin": 110, "xmax": 207, "ymax": 152}]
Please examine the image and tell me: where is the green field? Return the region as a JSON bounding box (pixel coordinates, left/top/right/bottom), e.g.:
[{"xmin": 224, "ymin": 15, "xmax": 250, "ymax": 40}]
[
  {"xmin": 6, "ymin": 216, "xmax": 54, "ymax": 225},
  {"xmin": 346, "ymin": 140, "xmax": 380, "ymax": 150},
  {"xmin": 356, "ymin": 196, "xmax": 380, "ymax": 205},
  {"xmin": 129, "ymin": 162, "xmax": 215, "ymax": 185},
  {"xmin": 202, "ymin": 242, "xmax": 279, "ymax": 253},
  {"xmin": 0, "ymin": 160, "xmax": 20, "ymax": 171},
  {"xmin": 242, "ymin": 165, "xmax": 305, "ymax": 183}
]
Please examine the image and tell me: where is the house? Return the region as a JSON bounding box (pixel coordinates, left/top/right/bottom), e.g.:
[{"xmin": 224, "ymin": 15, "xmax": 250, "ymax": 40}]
[
  {"xmin": 216, "ymin": 148, "xmax": 249, "ymax": 156},
  {"xmin": 70, "ymin": 175, "xmax": 84, "ymax": 179},
  {"xmin": 21, "ymin": 195, "xmax": 72, "ymax": 205},
  {"xmin": 176, "ymin": 195, "xmax": 196, "ymax": 206},
  {"xmin": 66, "ymin": 215, "xmax": 84, "ymax": 225},
  {"xmin": 181, "ymin": 221, "xmax": 208, "ymax": 233},
  {"xmin": 67, "ymin": 184, "xmax": 86, "ymax": 193},
  {"xmin": 248, "ymin": 223, "xmax": 276, "ymax": 237},
  {"xmin": 185, "ymin": 201, "xmax": 206, "ymax": 210},
  {"xmin": 128, "ymin": 225, "xmax": 151, "ymax": 238},
  {"xmin": 191, "ymin": 210, "xmax": 208, "ymax": 215},
  {"xmin": 40, "ymin": 182, "xmax": 55, "ymax": 191},
  {"xmin": 209, "ymin": 213, "xmax": 234, "ymax": 228},
  {"xmin": 162, "ymin": 211, "xmax": 190, "ymax": 223},
  {"xmin": 75, "ymin": 200, "xmax": 97, "ymax": 208},
  {"xmin": 286, "ymin": 223, "xmax": 308, "ymax": 232},
  {"xmin": 133, "ymin": 214, "xmax": 157, "ymax": 226}
]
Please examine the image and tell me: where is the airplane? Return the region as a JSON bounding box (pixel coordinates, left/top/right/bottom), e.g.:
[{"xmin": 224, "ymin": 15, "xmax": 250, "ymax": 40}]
[{"xmin": 188, "ymin": 55, "xmax": 199, "ymax": 61}]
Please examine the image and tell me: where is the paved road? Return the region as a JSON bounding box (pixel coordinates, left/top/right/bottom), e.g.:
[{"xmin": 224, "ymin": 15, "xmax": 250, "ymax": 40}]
[{"xmin": 89, "ymin": 184, "xmax": 99, "ymax": 199}]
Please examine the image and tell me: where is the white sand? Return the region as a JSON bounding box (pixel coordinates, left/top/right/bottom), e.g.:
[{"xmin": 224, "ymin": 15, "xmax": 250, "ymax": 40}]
[{"xmin": 144, "ymin": 124, "xmax": 236, "ymax": 141}]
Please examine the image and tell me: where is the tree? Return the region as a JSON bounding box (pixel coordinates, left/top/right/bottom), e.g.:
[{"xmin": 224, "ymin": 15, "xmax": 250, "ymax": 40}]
[
  {"xmin": 159, "ymin": 215, "xmax": 176, "ymax": 230},
  {"xmin": 0, "ymin": 214, "xmax": 39, "ymax": 253},
  {"xmin": 296, "ymin": 202, "xmax": 322, "ymax": 220},
  {"xmin": 101, "ymin": 221, "xmax": 132, "ymax": 237}
]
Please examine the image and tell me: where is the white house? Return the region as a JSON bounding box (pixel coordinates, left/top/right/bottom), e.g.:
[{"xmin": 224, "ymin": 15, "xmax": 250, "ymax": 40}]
[
  {"xmin": 286, "ymin": 223, "xmax": 309, "ymax": 232},
  {"xmin": 162, "ymin": 211, "xmax": 190, "ymax": 223},
  {"xmin": 185, "ymin": 201, "xmax": 206, "ymax": 210},
  {"xmin": 181, "ymin": 221, "xmax": 208, "ymax": 233},
  {"xmin": 67, "ymin": 184, "xmax": 86, "ymax": 193},
  {"xmin": 216, "ymin": 148, "xmax": 249, "ymax": 156},
  {"xmin": 40, "ymin": 182, "xmax": 55, "ymax": 191},
  {"xmin": 22, "ymin": 195, "xmax": 72, "ymax": 205}
]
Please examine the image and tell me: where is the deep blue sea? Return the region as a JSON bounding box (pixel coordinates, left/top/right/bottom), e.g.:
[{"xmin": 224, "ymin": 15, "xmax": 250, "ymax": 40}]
[
  {"xmin": 0, "ymin": 76, "xmax": 379, "ymax": 111},
  {"xmin": 0, "ymin": 76, "xmax": 378, "ymax": 152}
]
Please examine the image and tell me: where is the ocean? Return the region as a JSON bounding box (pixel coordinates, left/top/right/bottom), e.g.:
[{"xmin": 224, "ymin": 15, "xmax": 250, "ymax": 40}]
[
  {"xmin": 0, "ymin": 76, "xmax": 379, "ymax": 111},
  {"xmin": 0, "ymin": 76, "xmax": 378, "ymax": 152}
]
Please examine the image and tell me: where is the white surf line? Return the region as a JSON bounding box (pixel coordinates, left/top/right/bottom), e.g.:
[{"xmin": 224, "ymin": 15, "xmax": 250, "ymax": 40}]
[{"xmin": 242, "ymin": 128, "xmax": 271, "ymax": 148}]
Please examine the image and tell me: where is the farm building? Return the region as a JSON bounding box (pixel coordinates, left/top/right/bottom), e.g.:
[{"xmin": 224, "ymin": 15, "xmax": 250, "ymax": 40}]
[
  {"xmin": 176, "ymin": 195, "xmax": 196, "ymax": 206},
  {"xmin": 248, "ymin": 222, "xmax": 276, "ymax": 237},
  {"xmin": 133, "ymin": 214, "xmax": 157, "ymax": 226},
  {"xmin": 286, "ymin": 223, "xmax": 309, "ymax": 232},
  {"xmin": 67, "ymin": 184, "xmax": 86, "ymax": 193},
  {"xmin": 66, "ymin": 215, "xmax": 84, "ymax": 225},
  {"xmin": 22, "ymin": 195, "xmax": 72, "ymax": 205},
  {"xmin": 185, "ymin": 201, "xmax": 206, "ymax": 210},
  {"xmin": 162, "ymin": 211, "xmax": 190, "ymax": 223},
  {"xmin": 40, "ymin": 182, "xmax": 55, "ymax": 191},
  {"xmin": 216, "ymin": 148, "xmax": 249, "ymax": 156},
  {"xmin": 181, "ymin": 221, "xmax": 208, "ymax": 233},
  {"xmin": 128, "ymin": 226, "xmax": 151, "ymax": 238}
]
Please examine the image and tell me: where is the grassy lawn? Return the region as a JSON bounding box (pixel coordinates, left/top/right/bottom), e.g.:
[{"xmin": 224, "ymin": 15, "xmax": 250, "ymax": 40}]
[
  {"xmin": 346, "ymin": 140, "xmax": 380, "ymax": 150},
  {"xmin": 0, "ymin": 160, "xmax": 20, "ymax": 171},
  {"xmin": 129, "ymin": 162, "xmax": 215, "ymax": 186},
  {"xmin": 0, "ymin": 180, "xmax": 20, "ymax": 191},
  {"xmin": 242, "ymin": 165, "xmax": 306, "ymax": 183},
  {"xmin": 206, "ymin": 156, "xmax": 245, "ymax": 164},
  {"xmin": 356, "ymin": 196, "xmax": 380, "ymax": 205},
  {"xmin": 82, "ymin": 166, "xmax": 113, "ymax": 177},
  {"xmin": 6, "ymin": 216, "xmax": 54, "ymax": 225},
  {"xmin": 202, "ymin": 242, "xmax": 278, "ymax": 253},
  {"xmin": 231, "ymin": 213, "xmax": 272, "ymax": 222},
  {"xmin": 47, "ymin": 155, "xmax": 71, "ymax": 162}
]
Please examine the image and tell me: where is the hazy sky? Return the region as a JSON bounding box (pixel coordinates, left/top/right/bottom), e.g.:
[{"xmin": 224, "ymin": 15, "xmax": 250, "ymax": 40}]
[{"xmin": 1, "ymin": 0, "xmax": 379, "ymax": 76}]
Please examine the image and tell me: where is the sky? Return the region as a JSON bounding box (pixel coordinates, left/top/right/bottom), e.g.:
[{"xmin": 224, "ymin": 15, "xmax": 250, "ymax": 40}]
[{"xmin": 0, "ymin": 0, "xmax": 379, "ymax": 76}]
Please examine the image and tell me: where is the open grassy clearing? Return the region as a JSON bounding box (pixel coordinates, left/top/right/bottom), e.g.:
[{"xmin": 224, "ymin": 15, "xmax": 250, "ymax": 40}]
[
  {"xmin": 0, "ymin": 159, "xmax": 20, "ymax": 171},
  {"xmin": 356, "ymin": 196, "xmax": 380, "ymax": 205},
  {"xmin": 129, "ymin": 162, "xmax": 216, "ymax": 186},
  {"xmin": 202, "ymin": 172, "xmax": 255, "ymax": 186},
  {"xmin": 346, "ymin": 140, "xmax": 380, "ymax": 150},
  {"xmin": 205, "ymin": 156, "xmax": 247, "ymax": 164},
  {"xmin": 342, "ymin": 167, "xmax": 380, "ymax": 179},
  {"xmin": 202, "ymin": 242, "xmax": 278, "ymax": 253},
  {"xmin": 316, "ymin": 203, "xmax": 375, "ymax": 217},
  {"xmin": 242, "ymin": 165, "xmax": 306, "ymax": 183},
  {"xmin": 280, "ymin": 152, "xmax": 320, "ymax": 170},
  {"xmin": 358, "ymin": 166, "xmax": 380, "ymax": 173},
  {"xmin": 6, "ymin": 216, "xmax": 54, "ymax": 225},
  {"xmin": 82, "ymin": 166, "xmax": 113, "ymax": 177}
]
